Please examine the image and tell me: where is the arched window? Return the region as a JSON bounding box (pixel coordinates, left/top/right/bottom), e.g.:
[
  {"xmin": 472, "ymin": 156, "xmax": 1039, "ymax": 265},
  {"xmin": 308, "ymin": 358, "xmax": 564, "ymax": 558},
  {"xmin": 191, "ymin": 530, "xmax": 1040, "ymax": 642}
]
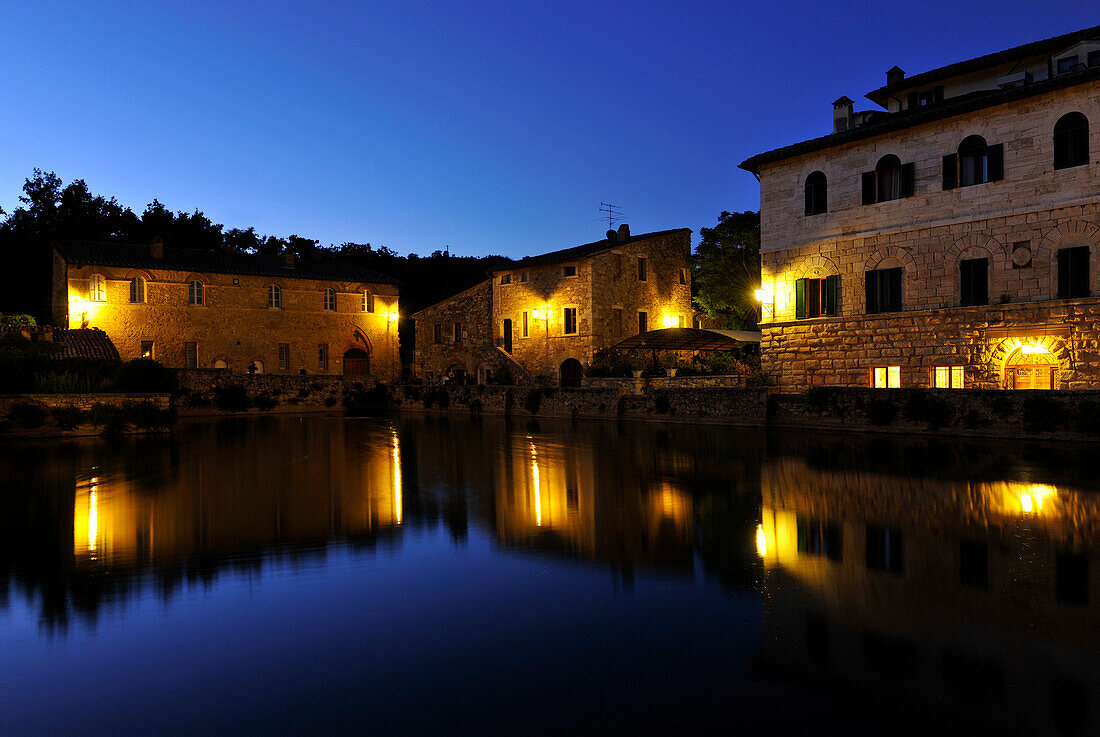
[
  {"xmin": 189, "ymin": 280, "xmax": 204, "ymax": 306},
  {"xmin": 804, "ymin": 171, "xmax": 827, "ymax": 215},
  {"xmin": 324, "ymin": 288, "xmax": 337, "ymax": 311},
  {"xmin": 944, "ymin": 136, "xmax": 1003, "ymax": 189},
  {"xmin": 129, "ymin": 277, "xmax": 145, "ymax": 304},
  {"xmin": 1054, "ymin": 112, "xmax": 1089, "ymax": 170},
  {"xmin": 875, "ymin": 155, "xmax": 902, "ymax": 202},
  {"xmin": 363, "ymin": 291, "xmax": 375, "ymax": 313},
  {"xmin": 268, "ymin": 284, "xmax": 281, "ymax": 309},
  {"xmin": 89, "ymin": 274, "xmax": 106, "ymax": 302}
]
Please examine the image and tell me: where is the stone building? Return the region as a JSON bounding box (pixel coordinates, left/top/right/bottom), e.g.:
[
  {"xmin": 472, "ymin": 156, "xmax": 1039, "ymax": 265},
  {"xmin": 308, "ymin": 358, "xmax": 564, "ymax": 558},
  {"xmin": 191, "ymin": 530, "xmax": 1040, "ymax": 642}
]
[
  {"xmin": 740, "ymin": 25, "xmax": 1100, "ymax": 390},
  {"xmin": 53, "ymin": 239, "xmax": 401, "ymax": 380},
  {"xmin": 413, "ymin": 225, "xmax": 693, "ymax": 384}
]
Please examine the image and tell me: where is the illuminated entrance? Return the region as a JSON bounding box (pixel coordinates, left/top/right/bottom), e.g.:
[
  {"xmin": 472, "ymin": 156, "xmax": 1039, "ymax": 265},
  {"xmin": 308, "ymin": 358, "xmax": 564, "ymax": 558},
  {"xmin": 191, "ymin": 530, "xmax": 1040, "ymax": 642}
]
[{"xmin": 1005, "ymin": 343, "xmax": 1057, "ymax": 390}]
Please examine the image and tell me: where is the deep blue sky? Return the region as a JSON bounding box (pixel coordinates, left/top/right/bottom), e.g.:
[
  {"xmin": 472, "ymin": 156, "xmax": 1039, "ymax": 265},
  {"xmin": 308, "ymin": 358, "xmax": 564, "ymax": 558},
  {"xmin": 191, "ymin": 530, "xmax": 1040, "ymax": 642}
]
[{"xmin": 2, "ymin": 2, "xmax": 1096, "ymax": 257}]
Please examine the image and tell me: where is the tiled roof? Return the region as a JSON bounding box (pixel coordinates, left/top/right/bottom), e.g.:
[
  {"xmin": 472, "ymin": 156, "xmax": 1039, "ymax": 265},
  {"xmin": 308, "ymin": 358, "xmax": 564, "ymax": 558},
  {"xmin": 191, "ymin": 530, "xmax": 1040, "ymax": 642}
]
[
  {"xmin": 53, "ymin": 328, "xmax": 121, "ymax": 361},
  {"xmin": 739, "ymin": 67, "xmax": 1100, "ymax": 175},
  {"xmin": 53, "ymin": 240, "xmax": 399, "ymax": 285},
  {"xmin": 491, "ymin": 228, "xmax": 690, "ymax": 272},
  {"xmin": 865, "ymin": 24, "xmax": 1100, "ymax": 104}
]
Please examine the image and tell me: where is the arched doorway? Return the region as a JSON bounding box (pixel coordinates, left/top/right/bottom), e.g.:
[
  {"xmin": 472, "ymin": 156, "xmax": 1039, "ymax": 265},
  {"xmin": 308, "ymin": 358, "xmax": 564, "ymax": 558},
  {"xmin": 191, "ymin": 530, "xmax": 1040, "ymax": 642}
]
[
  {"xmin": 343, "ymin": 348, "xmax": 370, "ymax": 376},
  {"xmin": 249, "ymin": 360, "xmax": 264, "ymax": 374},
  {"xmin": 446, "ymin": 364, "xmax": 466, "ymax": 384},
  {"xmin": 560, "ymin": 358, "xmax": 583, "ymax": 388},
  {"xmin": 213, "ymin": 359, "xmax": 228, "ymax": 369},
  {"xmin": 1005, "ymin": 344, "xmax": 1058, "ymax": 390}
]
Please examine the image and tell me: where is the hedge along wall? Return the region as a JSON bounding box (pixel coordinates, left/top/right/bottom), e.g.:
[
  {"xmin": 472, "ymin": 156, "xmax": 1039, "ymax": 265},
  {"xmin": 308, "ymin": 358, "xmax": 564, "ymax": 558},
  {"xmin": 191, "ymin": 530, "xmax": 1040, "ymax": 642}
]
[
  {"xmin": 583, "ymin": 375, "xmax": 749, "ymax": 394},
  {"xmin": 0, "ymin": 393, "xmax": 170, "ymax": 413},
  {"xmin": 175, "ymin": 369, "xmax": 372, "ymax": 414}
]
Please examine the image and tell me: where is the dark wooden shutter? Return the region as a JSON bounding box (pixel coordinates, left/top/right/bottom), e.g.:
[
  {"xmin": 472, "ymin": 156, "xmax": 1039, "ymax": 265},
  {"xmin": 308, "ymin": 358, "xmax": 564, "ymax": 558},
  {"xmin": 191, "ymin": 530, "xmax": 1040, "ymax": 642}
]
[
  {"xmin": 975, "ymin": 259, "xmax": 988, "ymax": 305},
  {"xmin": 795, "ymin": 278, "xmax": 807, "ymax": 319},
  {"xmin": 865, "ymin": 271, "xmax": 878, "ymax": 313},
  {"xmin": 862, "ymin": 171, "xmax": 877, "ymax": 205},
  {"xmin": 907, "ymin": 92, "xmax": 918, "ymax": 110},
  {"xmin": 900, "ymin": 163, "xmax": 915, "ymax": 197},
  {"xmin": 987, "ymin": 143, "xmax": 1004, "ymax": 181},
  {"xmin": 942, "ymin": 154, "xmax": 957, "ymax": 190},
  {"xmin": 960, "ymin": 261, "xmax": 973, "ymax": 306},
  {"xmin": 824, "ymin": 274, "xmax": 839, "ymax": 316},
  {"xmin": 1058, "ymin": 248, "xmax": 1072, "ymax": 298},
  {"xmin": 1074, "ymin": 247, "xmax": 1090, "ymax": 297},
  {"xmin": 933, "ymin": 86, "xmax": 944, "ymax": 104},
  {"xmin": 888, "ymin": 268, "xmax": 903, "ymax": 311}
]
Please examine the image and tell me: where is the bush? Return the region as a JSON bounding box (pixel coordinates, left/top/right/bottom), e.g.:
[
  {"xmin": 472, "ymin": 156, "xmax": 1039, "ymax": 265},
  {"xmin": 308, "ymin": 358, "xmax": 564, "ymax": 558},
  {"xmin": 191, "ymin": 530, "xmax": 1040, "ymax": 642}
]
[
  {"xmin": 585, "ymin": 348, "xmax": 643, "ymax": 378},
  {"xmin": 113, "ymin": 359, "xmax": 178, "ymax": 393},
  {"xmin": 344, "ymin": 384, "xmax": 393, "ymax": 416},
  {"xmin": 214, "ymin": 384, "xmax": 251, "ymax": 412},
  {"xmin": 34, "ymin": 371, "xmax": 95, "ymax": 394},
  {"xmin": 253, "ymin": 391, "xmax": 278, "ymax": 411},
  {"xmin": 0, "ymin": 313, "xmax": 37, "ymax": 327},
  {"xmin": 51, "ymin": 406, "xmax": 88, "ymax": 430},
  {"xmin": 8, "ymin": 401, "xmax": 50, "ymax": 429},
  {"xmin": 323, "ymin": 395, "xmax": 338, "ymax": 407},
  {"xmin": 1022, "ymin": 395, "xmax": 1069, "ymax": 432},
  {"xmin": 524, "ymin": 388, "xmax": 543, "ymax": 414},
  {"xmin": 187, "ymin": 393, "xmax": 212, "ymax": 408},
  {"xmin": 867, "ymin": 397, "xmax": 899, "ymax": 426}
]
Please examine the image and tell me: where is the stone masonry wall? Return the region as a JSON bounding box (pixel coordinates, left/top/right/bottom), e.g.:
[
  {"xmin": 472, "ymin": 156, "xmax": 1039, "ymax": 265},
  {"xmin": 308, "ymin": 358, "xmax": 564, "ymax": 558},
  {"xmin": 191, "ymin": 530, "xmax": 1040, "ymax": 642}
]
[{"xmin": 413, "ymin": 279, "xmax": 498, "ymax": 381}]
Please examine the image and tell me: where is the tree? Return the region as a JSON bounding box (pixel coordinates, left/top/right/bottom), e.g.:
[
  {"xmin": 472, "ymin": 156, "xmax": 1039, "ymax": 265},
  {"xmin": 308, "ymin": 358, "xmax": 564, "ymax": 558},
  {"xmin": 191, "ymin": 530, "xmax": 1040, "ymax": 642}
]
[{"xmin": 691, "ymin": 210, "xmax": 760, "ymax": 330}]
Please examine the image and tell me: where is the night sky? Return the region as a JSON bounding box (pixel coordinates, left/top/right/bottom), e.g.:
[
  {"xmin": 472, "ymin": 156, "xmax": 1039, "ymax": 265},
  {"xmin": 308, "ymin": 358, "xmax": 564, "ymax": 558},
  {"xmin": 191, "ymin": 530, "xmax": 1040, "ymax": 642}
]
[{"xmin": 2, "ymin": 2, "xmax": 1096, "ymax": 257}]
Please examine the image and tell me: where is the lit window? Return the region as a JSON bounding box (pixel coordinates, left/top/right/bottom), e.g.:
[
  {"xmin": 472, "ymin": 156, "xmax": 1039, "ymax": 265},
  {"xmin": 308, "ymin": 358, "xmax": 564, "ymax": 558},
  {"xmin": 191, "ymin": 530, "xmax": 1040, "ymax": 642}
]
[
  {"xmin": 522, "ymin": 311, "xmax": 529, "ymax": 338},
  {"xmin": 324, "ymin": 288, "xmax": 337, "ymax": 311},
  {"xmin": 563, "ymin": 265, "xmax": 577, "ymax": 277},
  {"xmin": 795, "ymin": 275, "xmax": 840, "ymax": 318},
  {"xmin": 279, "ymin": 343, "xmax": 290, "ymax": 370},
  {"xmin": 129, "ymin": 277, "xmax": 146, "ymax": 304},
  {"xmin": 677, "ymin": 315, "xmax": 686, "ymax": 328},
  {"xmin": 189, "ymin": 280, "xmax": 204, "ymax": 306},
  {"xmin": 872, "ymin": 366, "xmax": 901, "ymax": 388},
  {"xmin": 563, "ymin": 307, "xmax": 578, "ymax": 335},
  {"xmin": 318, "ymin": 344, "xmax": 329, "ymax": 371},
  {"xmin": 185, "ymin": 342, "xmax": 197, "ymax": 369},
  {"xmin": 933, "ymin": 366, "xmax": 965, "ymax": 388},
  {"xmin": 89, "ymin": 274, "xmax": 106, "ymax": 302},
  {"xmin": 140, "ymin": 341, "xmax": 154, "ymax": 359},
  {"xmin": 268, "ymin": 284, "xmax": 281, "ymax": 308},
  {"xmin": 363, "ymin": 291, "xmax": 375, "ymax": 313}
]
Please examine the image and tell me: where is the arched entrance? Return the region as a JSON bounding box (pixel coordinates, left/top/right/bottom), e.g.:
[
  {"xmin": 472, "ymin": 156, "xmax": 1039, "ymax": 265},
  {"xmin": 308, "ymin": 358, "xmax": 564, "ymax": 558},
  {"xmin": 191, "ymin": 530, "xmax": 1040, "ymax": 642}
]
[
  {"xmin": 1005, "ymin": 344, "xmax": 1058, "ymax": 390},
  {"xmin": 560, "ymin": 358, "xmax": 583, "ymax": 388},
  {"xmin": 343, "ymin": 348, "xmax": 370, "ymax": 376},
  {"xmin": 446, "ymin": 364, "xmax": 466, "ymax": 383}
]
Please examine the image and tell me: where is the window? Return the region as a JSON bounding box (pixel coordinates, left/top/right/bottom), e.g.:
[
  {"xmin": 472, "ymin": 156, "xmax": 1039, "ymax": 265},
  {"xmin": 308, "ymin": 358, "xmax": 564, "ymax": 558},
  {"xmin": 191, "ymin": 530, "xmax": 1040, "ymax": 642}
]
[
  {"xmin": 862, "ymin": 155, "xmax": 914, "ymax": 204},
  {"xmin": 872, "ymin": 366, "xmax": 901, "ymax": 388},
  {"xmin": 500, "ymin": 273, "xmax": 511, "ymax": 285},
  {"xmin": 562, "ymin": 265, "xmax": 577, "ymax": 277},
  {"xmin": 679, "ymin": 268, "xmax": 688, "ymax": 285},
  {"xmin": 279, "ymin": 343, "xmax": 290, "ymax": 371},
  {"xmin": 318, "ymin": 344, "xmax": 329, "ymax": 371},
  {"xmin": 129, "ymin": 277, "xmax": 146, "ymax": 304},
  {"xmin": 89, "ymin": 274, "xmax": 106, "ymax": 302},
  {"xmin": 1057, "ymin": 55, "xmax": 1079, "ymax": 74},
  {"xmin": 453, "ymin": 322, "xmax": 462, "ymax": 343},
  {"xmin": 865, "ymin": 267, "xmax": 903, "ymax": 313},
  {"xmin": 907, "ymin": 85, "xmax": 944, "ymax": 109},
  {"xmin": 933, "ymin": 366, "xmax": 965, "ymax": 388},
  {"xmin": 363, "ymin": 291, "xmax": 375, "ymax": 313},
  {"xmin": 324, "ymin": 288, "xmax": 337, "ymax": 311},
  {"xmin": 692, "ymin": 315, "xmax": 702, "ymax": 329},
  {"xmin": 866, "ymin": 527, "xmax": 903, "ymax": 573},
  {"xmin": 677, "ymin": 315, "xmax": 686, "ymax": 328},
  {"xmin": 1090, "ymin": 50, "xmax": 1100, "ymax": 68},
  {"xmin": 959, "ymin": 540, "xmax": 988, "ymax": 588},
  {"xmin": 268, "ymin": 284, "xmax": 281, "ymax": 308},
  {"xmin": 795, "ymin": 275, "xmax": 840, "ymax": 318},
  {"xmin": 520, "ymin": 272, "xmax": 529, "ymax": 283},
  {"xmin": 185, "ymin": 342, "xmax": 197, "ymax": 369},
  {"xmin": 960, "ymin": 258, "xmax": 988, "ymax": 306},
  {"xmin": 522, "ymin": 311, "xmax": 529, "ymax": 338},
  {"xmin": 140, "ymin": 341, "xmax": 154, "ymax": 359},
  {"xmin": 1057, "ymin": 246, "xmax": 1090, "ymax": 298},
  {"xmin": 637, "ymin": 257, "xmax": 647, "ymax": 281},
  {"xmin": 804, "ymin": 171, "xmax": 827, "ymax": 215},
  {"xmin": 943, "ymin": 136, "xmax": 1003, "ymax": 189},
  {"xmin": 638, "ymin": 311, "xmax": 648, "ymax": 334},
  {"xmin": 563, "ymin": 307, "xmax": 578, "ymax": 335},
  {"xmin": 189, "ymin": 280, "xmax": 204, "ymax": 306},
  {"xmin": 612, "ymin": 308, "xmax": 623, "ymax": 338},
  {"xmin": 796, "ymin": 517, "xmax": 842, "ymax": 561},
  {"xmin": 1053, "ymin": 112, "xmax": 1089, "ymax": 169},
  {"xmin": 433, "ymin": 324, "xmax": 442, "ymax": 344}
]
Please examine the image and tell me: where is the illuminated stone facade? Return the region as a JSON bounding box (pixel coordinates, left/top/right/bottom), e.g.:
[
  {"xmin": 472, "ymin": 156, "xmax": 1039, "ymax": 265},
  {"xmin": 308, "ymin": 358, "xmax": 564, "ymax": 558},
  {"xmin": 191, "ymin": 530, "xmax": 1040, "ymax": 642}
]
[
  {"xmin": 52, "ymin": 241, "xmax": 401, "ymax": 380},
  {"xmin": 741, "ymin": 26, "xmax": 1100, "ymax": 390},
  {"xmin": 413, "ymin": 226, "xmax": 693, "ymax": 383}
]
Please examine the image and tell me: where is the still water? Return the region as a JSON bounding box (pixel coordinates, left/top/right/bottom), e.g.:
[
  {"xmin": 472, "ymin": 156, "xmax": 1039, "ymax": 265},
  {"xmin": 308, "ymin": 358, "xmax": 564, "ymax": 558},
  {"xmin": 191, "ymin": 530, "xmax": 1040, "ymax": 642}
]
[{"xmin": 0, "ymin": 415, "xmax": 1096, "ymax": 734}]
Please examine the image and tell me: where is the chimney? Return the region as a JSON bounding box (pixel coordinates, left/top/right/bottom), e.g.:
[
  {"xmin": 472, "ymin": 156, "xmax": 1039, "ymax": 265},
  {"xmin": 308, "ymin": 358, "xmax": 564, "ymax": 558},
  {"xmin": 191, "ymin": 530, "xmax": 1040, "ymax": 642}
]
[
  {"xmin": 832, "ymin": 96, "xmax": 854, "ymax": 133},
  {"xmin": 606, "ymin": 229, "xmax": 618, "ymax": 242},
  {"xmin": 886, "ymin": 66, "xmax": 906, "ymax": 86},
  {"xmin": 617, "ymin": 223, "xmax": 630, "ymax": 240},
  {"xmin": 150, "ymin": 236, "xmax": 164, "ymax": 259},
  {"xmin": 283, "ymin": 252, "xmax": 295, "ymax": 268}
]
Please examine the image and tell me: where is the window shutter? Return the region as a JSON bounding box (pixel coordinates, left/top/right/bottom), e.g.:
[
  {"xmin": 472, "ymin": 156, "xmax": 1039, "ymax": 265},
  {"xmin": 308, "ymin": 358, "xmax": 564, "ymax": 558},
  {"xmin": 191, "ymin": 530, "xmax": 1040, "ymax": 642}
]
[
  {"xmin": 1074, "ymin": 247, "xmax": 1090, "ymax": 297},
  {"xmin": 975, "ymin": 259, "xmax": 988, "ymax": 305},
  {"xmin": 987, "ymin": 143, "xmax": 1004, "ymax": 181},
  {"xmin": 825, "ymin": 274, "xmax": 839, "ymax": 316},
  {"xmin": 942, "ymin": 154, "xmax": 957, "ymax": 190},
  {"xmin": 861, "ymin": 172, "xmax": 877, "ymax": 205},
  {"xmin": 960, "ymin": 261, "xmax": 973, "ymax": 306},
  {"xmin": 900, "ymin": 163, "xmax": 915, "ymax": 197},
  {"xmin": 795, "ymin": 278, "xmax": 807, "ymax": 319},
  {"xmin": 865, "ymin": 271, "xmax": 878, "ymax": 314},
  {"xmin": 1058, "ymin": 248, "xmax": 1072, "ymax": 298},
  {"xmin": 889, "ymin": 268, "xmax": 904, "ymax": 311},
  {"xmin": 907, "ymin": 92, "xmax": 918, "ymax": 110},
  {"xmin": 933, "ymin": 86, "xmax": 944, "ymax": 104}
]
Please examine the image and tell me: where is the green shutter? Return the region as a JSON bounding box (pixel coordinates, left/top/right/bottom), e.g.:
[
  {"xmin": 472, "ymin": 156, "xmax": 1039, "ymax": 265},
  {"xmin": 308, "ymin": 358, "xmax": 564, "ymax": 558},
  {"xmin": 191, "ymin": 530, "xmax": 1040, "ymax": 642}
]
[
  {"xmin": 825, "ymin": 274, "xmax": 839, "ymax": 316},
  {"xmin": 795, "ymin": 278, "xmax": 807, "ymax": 319}
]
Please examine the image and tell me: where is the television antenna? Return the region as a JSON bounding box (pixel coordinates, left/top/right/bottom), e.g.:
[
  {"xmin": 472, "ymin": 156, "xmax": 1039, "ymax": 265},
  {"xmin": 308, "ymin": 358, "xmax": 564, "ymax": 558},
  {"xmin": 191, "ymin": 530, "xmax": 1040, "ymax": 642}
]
[{"xmin": 599, "ymin": 202, "xmax": 623, "ymax": 229}]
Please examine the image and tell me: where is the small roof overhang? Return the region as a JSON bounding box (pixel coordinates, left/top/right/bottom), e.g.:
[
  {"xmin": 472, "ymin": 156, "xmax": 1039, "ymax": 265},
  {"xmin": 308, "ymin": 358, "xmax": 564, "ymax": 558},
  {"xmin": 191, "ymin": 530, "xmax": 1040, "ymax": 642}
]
[{"xmin": 610, "ymin": 327, "xmax": 761, "ymax": 352}]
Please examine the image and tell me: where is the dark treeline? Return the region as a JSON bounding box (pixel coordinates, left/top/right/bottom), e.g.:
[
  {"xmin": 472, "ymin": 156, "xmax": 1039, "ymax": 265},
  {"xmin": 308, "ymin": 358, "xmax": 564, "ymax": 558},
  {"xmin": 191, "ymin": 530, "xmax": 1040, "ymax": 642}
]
[{"xmin": 0, "ymin": 170, "xmax": 509, "ymax": 344}]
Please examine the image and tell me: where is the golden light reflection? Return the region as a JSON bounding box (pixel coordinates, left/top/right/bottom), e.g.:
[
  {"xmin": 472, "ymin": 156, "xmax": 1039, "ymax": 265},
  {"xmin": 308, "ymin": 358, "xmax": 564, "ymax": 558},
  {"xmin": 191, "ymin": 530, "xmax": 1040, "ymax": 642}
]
[
  {"xmin": 755, "ymin": 523, "xmax": 767, "ymax": 558},
  {"xmin": 530, "ymin": 439, "xmax": 542, "ymax": 527},
  {"xmin": 88, "ymin": 488, "xmax": 98, "ymax": 554},
  {"xmin": 392, "ymin": 431, "xmax": 403, "ymax": 525},
  {"xmin": 976, "ymin": 481, "xmax": 1060, "ymax": 519},
  {"xmin": 758, "ymin": 508, "xmax": 798, "ymax": 568}
]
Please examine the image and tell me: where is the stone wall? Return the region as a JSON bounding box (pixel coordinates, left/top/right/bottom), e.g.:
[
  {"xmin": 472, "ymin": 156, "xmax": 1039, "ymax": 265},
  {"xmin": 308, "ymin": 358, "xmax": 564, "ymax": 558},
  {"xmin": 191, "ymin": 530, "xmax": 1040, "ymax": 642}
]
[
  {"xmin": 175, "ymin": 369, "xmax": 366, "ymax": 414},
  {"xmin": 583, "ymin": 374, "xmax": 749, "ymax": 393},
  {"xmin": 58, "ymin": 253, "xmax": 401, "ymax": 381},
  {"xmin": 0, "ymin": 392, "xmax": 169, "ymax": 413},
  {"xmin": 412, "ymin": 279, "xmax": 499, "ymax": 381}
]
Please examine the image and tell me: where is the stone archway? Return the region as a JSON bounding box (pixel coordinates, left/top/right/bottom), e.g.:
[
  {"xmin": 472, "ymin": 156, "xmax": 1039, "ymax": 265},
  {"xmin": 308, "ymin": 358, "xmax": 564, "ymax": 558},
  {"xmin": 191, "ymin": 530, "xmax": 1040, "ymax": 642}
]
[
  {"xmin": 991, "ymin": 337, "xmax": 1069, "ymax": 390},
  {"xmin": 560, "ymin": 358, "xmax": 583, "ymax": 388},
  {"xmin": 343, "ymin": 348, "xmax": 370, "ymax": 376}
]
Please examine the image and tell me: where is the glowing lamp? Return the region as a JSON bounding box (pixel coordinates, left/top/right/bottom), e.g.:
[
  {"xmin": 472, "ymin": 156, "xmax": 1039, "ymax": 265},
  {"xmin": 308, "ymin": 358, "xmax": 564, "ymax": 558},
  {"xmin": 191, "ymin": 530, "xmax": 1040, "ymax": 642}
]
[
  {"xmin": 1020, "ymin": 342, "xmax": 1048, "ymax": 355},
  {"xmin": 661, "ymin": 314, "xmax": 678, "ymax": 329},
  {"xmin": 531, "ymin": 308, "xmax": 542, "ymax": 319},
  {"xmin": 754, "ymin": 288, "xmax": 770, "ymax": 303},
  {"xmin": 387, "ymin": 311, "xmax": 399, "ymax": 322}
]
